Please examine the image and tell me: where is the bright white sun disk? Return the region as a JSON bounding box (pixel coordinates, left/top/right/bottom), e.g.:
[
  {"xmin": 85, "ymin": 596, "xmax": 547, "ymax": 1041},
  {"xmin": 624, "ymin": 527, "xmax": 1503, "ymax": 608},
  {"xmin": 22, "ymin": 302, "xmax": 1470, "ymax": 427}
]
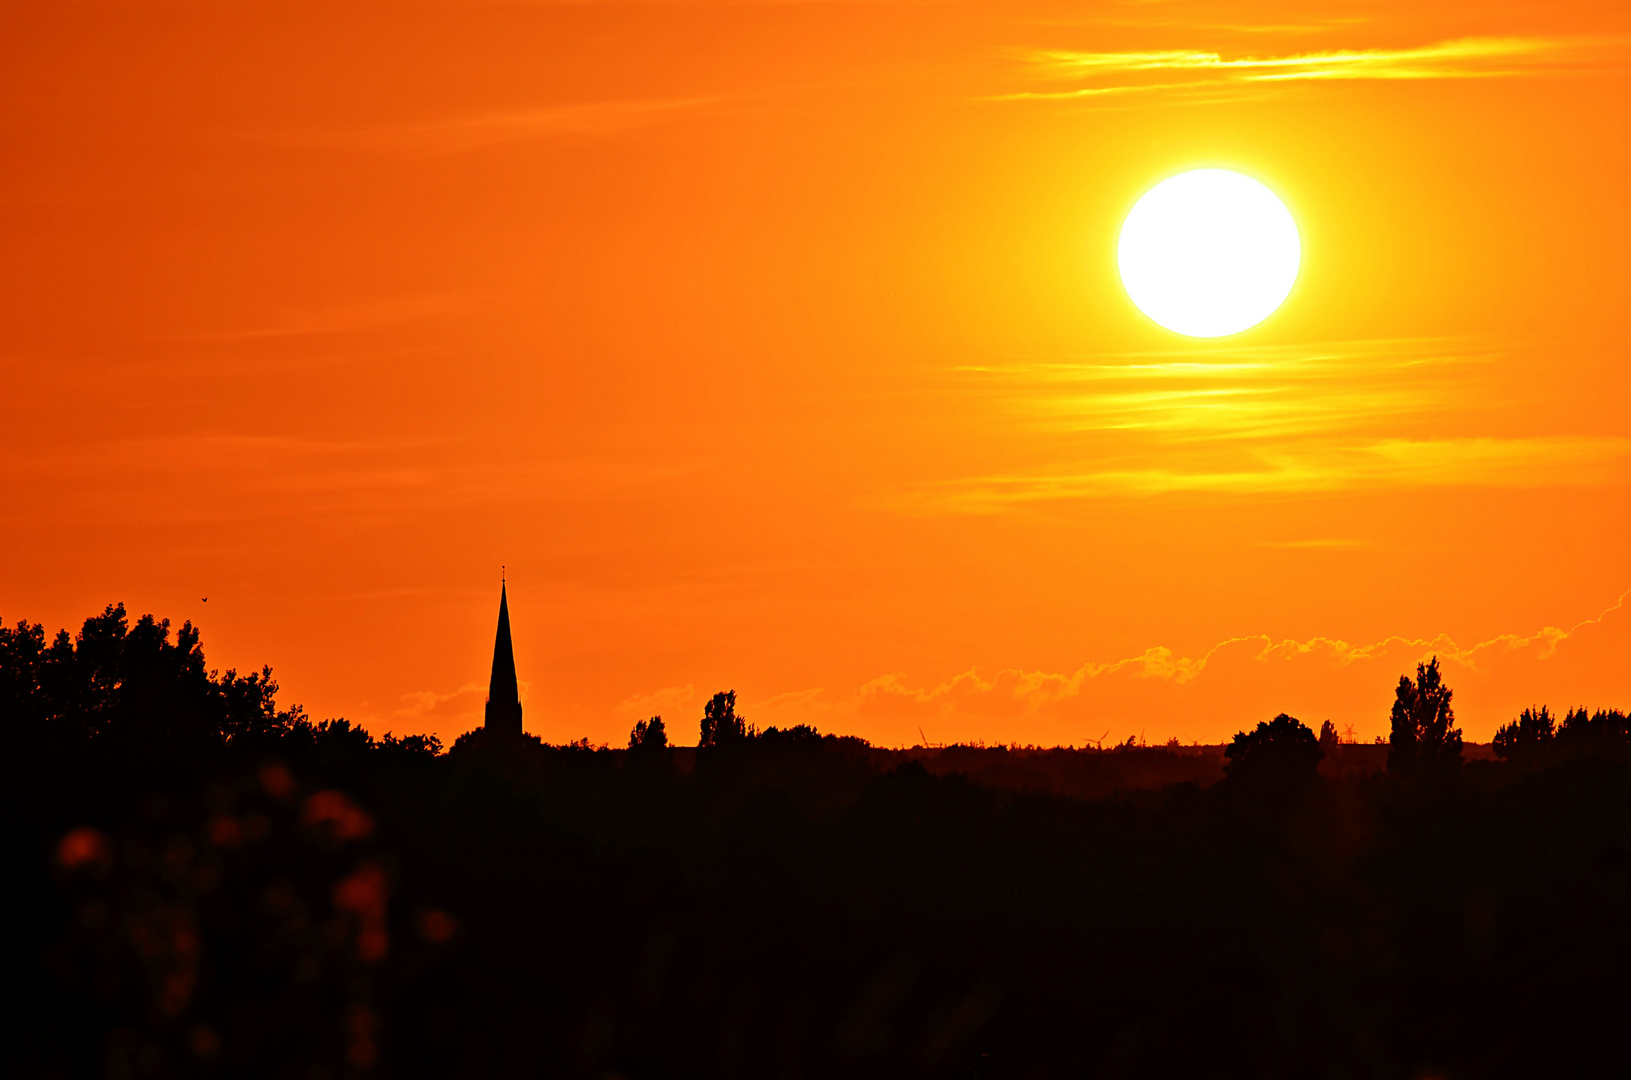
[{"xmin": 1117, "ymin": 169, "xmax": 1300, "ymax": 338}]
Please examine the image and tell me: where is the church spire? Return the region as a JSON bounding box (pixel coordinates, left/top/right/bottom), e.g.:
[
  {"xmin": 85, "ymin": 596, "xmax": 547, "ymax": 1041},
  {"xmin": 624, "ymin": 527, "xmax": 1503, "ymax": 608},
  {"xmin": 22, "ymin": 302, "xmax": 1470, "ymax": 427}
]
[{"xmin": 484, "ymin": 578, "xmax": 523, "ymax": 734}]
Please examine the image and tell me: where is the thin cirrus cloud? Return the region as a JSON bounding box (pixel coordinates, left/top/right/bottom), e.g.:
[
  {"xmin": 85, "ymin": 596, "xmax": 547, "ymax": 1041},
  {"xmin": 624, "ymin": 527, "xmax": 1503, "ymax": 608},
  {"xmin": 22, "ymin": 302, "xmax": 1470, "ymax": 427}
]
[
  {"xmin": 2, "ymin": 432, "xmax": 713, "ymax": 535},
  {"xmin": 1002, "ymin": 36, "xmax": 1604, "ymax": 101},
  {"xmin": 899, "ymin": 435, "xmax": 1631, "ymax": 510},
  {"xmin": 977, "ymin": 340, "xmax": 1498, "ymax": 440},
  {"xmin": 892, "ymin": 339, "xmax": 1630, "ymax": 508},
  {"xmin": 339, "ymin": 97, "xmax": 718, "ymax": 154}
]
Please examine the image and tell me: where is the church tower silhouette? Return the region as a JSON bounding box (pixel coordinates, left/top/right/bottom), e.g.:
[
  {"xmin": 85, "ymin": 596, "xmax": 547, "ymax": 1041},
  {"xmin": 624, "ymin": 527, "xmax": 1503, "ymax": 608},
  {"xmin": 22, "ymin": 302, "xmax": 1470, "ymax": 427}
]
[{"xmin": 484, "ymin": 580, "xmax": 523, "ymax": 734}]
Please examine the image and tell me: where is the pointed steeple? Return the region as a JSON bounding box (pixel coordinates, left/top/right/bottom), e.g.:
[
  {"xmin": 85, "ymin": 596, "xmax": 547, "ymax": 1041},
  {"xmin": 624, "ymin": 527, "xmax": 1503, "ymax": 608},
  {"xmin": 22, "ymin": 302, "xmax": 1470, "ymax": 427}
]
[{"xmin": 484, "ymin": 578, "xmax": 523, "ymax": 734}]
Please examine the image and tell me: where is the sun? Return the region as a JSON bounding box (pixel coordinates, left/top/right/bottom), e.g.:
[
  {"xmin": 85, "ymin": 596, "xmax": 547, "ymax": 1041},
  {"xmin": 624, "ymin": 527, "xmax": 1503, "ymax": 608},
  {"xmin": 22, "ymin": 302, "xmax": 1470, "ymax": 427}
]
[{"xmin": 1117, "ymin": 169, "xmax": 1301, "ymax": 338}]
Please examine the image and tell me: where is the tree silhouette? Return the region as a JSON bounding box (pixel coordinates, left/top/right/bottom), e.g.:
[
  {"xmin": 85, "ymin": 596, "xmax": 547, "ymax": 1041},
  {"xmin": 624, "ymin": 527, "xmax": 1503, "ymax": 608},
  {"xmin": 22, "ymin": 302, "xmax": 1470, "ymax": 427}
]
[
  {"xmin": 1222, "ymin": 713, "xmax": 1323, "ymax": 792},
  {"xmin": 0, "ymin": 604, "xmax": 299, "ymax": 755},
  {"xmin": 1386, "ymin": 656, "xmax": 1463, "ymax": 781},
  {"xmin": 629, "ymin": 715, "xmax": 668, "ymax": 751},
  {"xmin": 0, "ymin": 605, "xmax": 423, "ymax": 766},
  {"xmin": 1557, "ymin": 706, "xmax": 1631, "ymax": 751},
  {"xmin": 18, "ymin": 602, "xmax": 1631, "ymax": 1080},
  {"xmin": 759, "ymin": 723, "xmax": 821, "ymax": 745},
  {"xmin": 698, "ymin": 690, "xmax": 752, "ymax": 747},
  {"xmin": 1492, "ymin": 706, "xmax": 1555, "ymax": 762}
]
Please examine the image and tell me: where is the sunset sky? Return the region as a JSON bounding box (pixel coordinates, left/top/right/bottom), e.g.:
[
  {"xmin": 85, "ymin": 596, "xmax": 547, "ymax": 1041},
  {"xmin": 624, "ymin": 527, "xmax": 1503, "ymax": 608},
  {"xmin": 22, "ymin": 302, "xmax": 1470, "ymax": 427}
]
[{"xmin": 3, "ymin": 0, "xmax": 1628, "ymax": 749}]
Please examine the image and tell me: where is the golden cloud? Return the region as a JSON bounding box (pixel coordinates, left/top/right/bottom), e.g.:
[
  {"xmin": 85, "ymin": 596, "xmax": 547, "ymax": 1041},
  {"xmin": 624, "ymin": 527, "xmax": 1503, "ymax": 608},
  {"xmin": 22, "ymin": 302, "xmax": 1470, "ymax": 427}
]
[
  {"xmin": 960, "ymin": 340, "xmax": 1503, "ymax": 440},
  {"xmin": 904, "ymin": 436, "xmax": 1631, "ymax": 509},
  {"xmin": 895, "ymin": 341, "xmax": 1630, "ymax": 508},
  {"xmin": 1003, "ymin": 36, "xmax": 1606, "ymax": 101}
]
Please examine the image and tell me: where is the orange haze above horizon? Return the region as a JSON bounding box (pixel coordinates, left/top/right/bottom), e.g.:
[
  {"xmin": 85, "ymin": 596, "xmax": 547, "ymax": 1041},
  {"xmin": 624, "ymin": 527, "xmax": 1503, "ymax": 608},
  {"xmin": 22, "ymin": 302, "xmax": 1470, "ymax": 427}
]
[{"xmin": 3, "ymin": 0, "xmax": 1630, "ymax": 749}]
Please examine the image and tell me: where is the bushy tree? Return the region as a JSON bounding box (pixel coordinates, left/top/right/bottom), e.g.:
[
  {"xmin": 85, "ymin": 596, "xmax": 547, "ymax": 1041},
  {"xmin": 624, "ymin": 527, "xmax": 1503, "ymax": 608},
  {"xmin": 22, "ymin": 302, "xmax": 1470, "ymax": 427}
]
[
  {"xmin": 759, "ymin": 723, "xmax": 821, "ymax": 745},
  {"xmin": 1387, "ymin": 657, "xmax": 1462, "ymax": 781},
  {"xmin": 1223, "ymin": 713, "xmax": 1323, "ymax": 789},
  {"xmin": 0, "ymin": 604, "xmax": 300, "ymax": 754},
  {"xmin": 376, "ymin": 731, "xmax": 444, "ymax": 758},
  {"xmin": 699, "ymin": 690, "xmax": 752, "ymax": 747},
  {"xmin": 628, "ymin": 715, "xmax": 668, "ymax": 752},
  {"xmin": 0, "ymin": 604, "xmax": 429, "ymax": 762}
]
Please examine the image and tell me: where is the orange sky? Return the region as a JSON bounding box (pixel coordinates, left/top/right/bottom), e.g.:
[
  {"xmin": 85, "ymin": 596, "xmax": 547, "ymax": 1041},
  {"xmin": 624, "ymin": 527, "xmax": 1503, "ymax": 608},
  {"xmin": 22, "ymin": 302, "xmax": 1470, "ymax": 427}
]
[{"xmin": 3, "ymin": 0, "xmax": 1629, "ymax": 748}]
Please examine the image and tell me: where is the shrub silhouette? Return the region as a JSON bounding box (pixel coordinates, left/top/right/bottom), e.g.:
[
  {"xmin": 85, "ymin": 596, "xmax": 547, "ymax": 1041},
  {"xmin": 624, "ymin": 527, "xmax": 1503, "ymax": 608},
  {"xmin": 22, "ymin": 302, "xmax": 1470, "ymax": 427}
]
[{"xmin": 1222, "ymin": 713, "xmax": 1323, "ymax": 792}]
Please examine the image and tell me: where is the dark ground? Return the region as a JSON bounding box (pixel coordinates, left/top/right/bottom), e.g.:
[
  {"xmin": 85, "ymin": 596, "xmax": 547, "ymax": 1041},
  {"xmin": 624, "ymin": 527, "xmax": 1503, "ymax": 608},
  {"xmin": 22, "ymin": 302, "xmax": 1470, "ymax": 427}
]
[
  {"xmin": 4, "ymin": 607, "xmax": 1627, "ymax": 1080},
  {"xmin": 10, "ymin": 731, "xmax": 1630, "ymax": 1080}
]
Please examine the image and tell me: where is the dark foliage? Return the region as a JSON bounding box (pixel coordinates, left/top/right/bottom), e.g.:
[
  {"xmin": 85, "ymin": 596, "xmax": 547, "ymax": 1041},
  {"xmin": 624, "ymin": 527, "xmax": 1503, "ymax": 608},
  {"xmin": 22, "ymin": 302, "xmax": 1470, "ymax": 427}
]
[
  {"xmin": 1492, "ymin": 705, "xmax": 1631, "ymax": 768},
  {"xmin": 698, "ymin": 689, "xmax": 752, "ymax": 747},
  {"xmin": 628, "ymin": 715, "xmax": 668, "ymax": 751},
  {"xmin": 1223, "ymin": 713, "xmax": 1323, "ymax": 785},
  {"xmin": 1493, "ymin": 705, "xmax": 1556, "ymax": 761},
  {"xmin": 7, "ymin": 606, "xmax": 1631, "ymax": 1080},
  {"xmin": 1387, "ymin": 656, "xmax": 1464, "ymax": 782},
  {"xmin": 0, "ymin": 604, "xmax": 296, "ymax": 756},
  {"xmin": 0, "ymin": 606, "xmax": 441, "ymax": 764},
  {"xmin": 1214, "ymin": 713, "xmax": 1325, "ymax": 831}
]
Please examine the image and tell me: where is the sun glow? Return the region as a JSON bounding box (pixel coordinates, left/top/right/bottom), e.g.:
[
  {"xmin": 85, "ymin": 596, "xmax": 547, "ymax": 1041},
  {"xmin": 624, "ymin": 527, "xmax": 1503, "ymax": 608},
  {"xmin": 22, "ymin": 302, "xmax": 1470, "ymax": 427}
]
[{"xmin": 1117, "ymin": 169, "xmax": 1301, "ymax": 338}]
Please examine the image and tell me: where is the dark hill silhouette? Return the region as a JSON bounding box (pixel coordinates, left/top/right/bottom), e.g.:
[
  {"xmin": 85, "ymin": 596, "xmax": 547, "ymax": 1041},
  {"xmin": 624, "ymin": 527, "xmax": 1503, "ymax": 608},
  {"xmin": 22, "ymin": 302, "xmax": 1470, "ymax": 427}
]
[{"xmin": 6, "ymin": 606, "xmax": 1631, "ymax": 1080}]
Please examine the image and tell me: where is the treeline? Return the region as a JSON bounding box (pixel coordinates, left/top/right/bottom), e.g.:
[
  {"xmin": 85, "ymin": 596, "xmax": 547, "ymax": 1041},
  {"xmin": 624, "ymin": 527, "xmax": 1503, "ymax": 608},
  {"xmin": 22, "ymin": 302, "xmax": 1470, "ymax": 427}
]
[
  {"xmin": 7, "ymin": 604, "xmax": 1631, "ymax": 1080},
  {"xmin": 0, "ymin": 604, "xmax": 440, "ymax": 759},
  {"xmin": 1493, "ymin": 704, "xmax": 1631, "ymax": 765}
]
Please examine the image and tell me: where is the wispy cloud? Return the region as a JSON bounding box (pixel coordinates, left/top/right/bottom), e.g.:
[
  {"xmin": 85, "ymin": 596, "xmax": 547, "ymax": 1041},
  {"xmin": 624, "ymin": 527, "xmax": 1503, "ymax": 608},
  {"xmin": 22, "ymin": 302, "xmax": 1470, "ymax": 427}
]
[
  {"xmin": 894, "ymin": 340, "xmax": 1629, "ymax": 508},
  {"xmin": 902, "ymin": 436, "xmax": 1631, "ymax": 509},
  {"xmin": 4, "ymin": 431, "xmax": 715, "ymax": 535},
  {"xmin": 331, "ymin": 98, "xmax": 717, "ymax": 154},
  {"xmin": 1000, "ymin": 341, "xmax": 1490, "ymax": 440},
  {"xmin": 1002, "ymin": 36, "xmax": 1609, "ymax": 102},
  {"xmin": 614, "ymin": 683, "xmax": 700, "ymax": 724},
  {"xmin": 842, "ymin": 589, "xmax": 1631, "ymax": 738},
  {"xmin": 396, "ymin": 681, "xmax": 487, "ymax": 720},
  {"xmin": 1033, "ymin": 37, "xmax": 1555, "ymax": 80},
  {"xmin": 672, "ymin": 591, "xmax": 1629, "ymax": 744}
]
